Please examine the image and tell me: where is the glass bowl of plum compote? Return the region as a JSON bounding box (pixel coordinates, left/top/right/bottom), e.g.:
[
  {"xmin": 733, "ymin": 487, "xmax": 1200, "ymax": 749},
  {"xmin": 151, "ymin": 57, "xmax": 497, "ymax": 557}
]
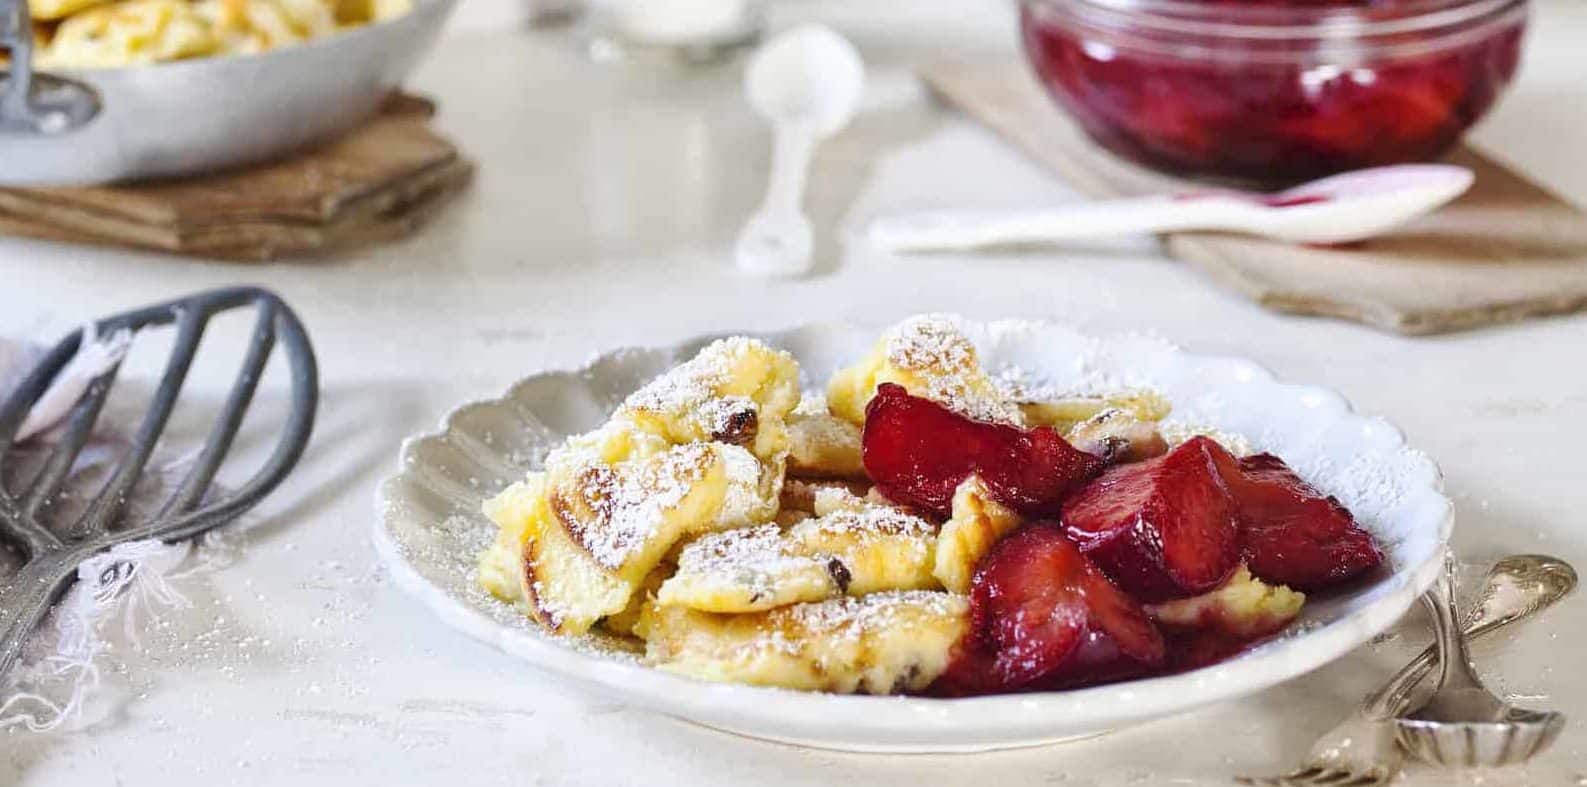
[{"xmin": 1020, "ymin": 0, "xmax": 1527, "ymax": 184}]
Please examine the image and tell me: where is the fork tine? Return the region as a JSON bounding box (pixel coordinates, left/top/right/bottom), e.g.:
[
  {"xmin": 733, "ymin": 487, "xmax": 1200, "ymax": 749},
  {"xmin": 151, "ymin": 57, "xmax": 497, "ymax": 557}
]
[
  {"xmin": 1295, "ymin": 768, "xmax": 1387, "ymax": 787},
  {"xmin": 21, "ymin": 364, "xmax": 120, "ymax": 520},
  {"xmin": 1285, "ymin": 767, "xmax": 1324, "ymax": 782},
  {"xmin": 1236, "ymin": 767, "xmax": 1319, "ymax": 787},
  {"xmin": 1268, "ymin": 772, "xmax": 1320, "ymax": 787},
  {"xmin": 1307, "ymin": 769, "xmax": 1360, "ymax": 785},
  {"xmin": 1309, "ymin": 772, "xmax": 1385, "ymax": 787},
  {"xmin": 155, "ymin": 299, "xmax": 276, "ymax": 519},
  {"xmin": 66, "ymin": 308, "xmax": 206, "ymax": 539},
  {"xmin": 1283, "ymin": 769, "xmax": 1330, "ymax": 787},
  {"xmin": 1334, "ymin": 774, "xmax": 1390, "ymax": 787}
]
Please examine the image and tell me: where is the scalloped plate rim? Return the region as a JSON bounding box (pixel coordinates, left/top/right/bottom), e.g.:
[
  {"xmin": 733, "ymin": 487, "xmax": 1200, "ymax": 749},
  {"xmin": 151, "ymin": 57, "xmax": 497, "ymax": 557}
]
[{"xmin": 372, "ymin": 318, "xmax": 1453, "ymax": 753}]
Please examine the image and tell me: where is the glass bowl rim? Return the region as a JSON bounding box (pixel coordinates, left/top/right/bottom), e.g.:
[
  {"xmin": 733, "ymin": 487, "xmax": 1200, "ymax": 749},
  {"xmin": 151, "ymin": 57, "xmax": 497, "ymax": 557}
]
[{"xmin": 1020, "ymin": 0, "xmax": 1527, "ymax": 39}]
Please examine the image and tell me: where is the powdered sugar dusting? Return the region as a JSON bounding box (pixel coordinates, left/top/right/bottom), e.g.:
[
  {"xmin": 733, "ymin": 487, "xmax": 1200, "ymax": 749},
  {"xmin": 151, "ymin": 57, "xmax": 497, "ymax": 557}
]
[
  {"xmin": 714, "ymin": 444, "xmax": 774, "ymax": 528},
  {"xmin": 796, "ymin": 505, "xmax": 934, "ymax": 541},
  {"xmin": 883, "ymin": 315, "xmax": 979, "ymax": 373},
  {"xmin": 1159, "ymin": 422, "xmax": 1253, "ymax": 457},
  {"xmin": 621, "ymin": 337, "xmax": 772, "ymax": 421},
  {"xmin": 964, "ymin": 318, "xmax": 1433, "ymax": 560},
  {"xmin": 992, "ymin": 365, "xmax": 1065, "ymax": 404},
  {"xmin": 882, "ymin": 315, "xmax": 1023, "ymax": 425},
  {"xmin": 697, "ymin": 395, "xmax": 759, "ymax": 444},
  {"xmin": 381, "ymin": 316, "xmax": 1448, "ymax": 724},
  {"xmin": 786, "ymin": 505, "xmax": 937, "ymax": 584},
  {"xmin": 551, "ymin": 443, "xmax": 713, "ymax": 571},
  {"xmin": 782, "ymin": 590, "xmax": 966, "ymax": 639},
  {"xmin": 811, "ymin": 485, "xmax": 866, "ymax": 516},
  {"xmin": 992, "ymin": 363, "xmax": 1171, "ymax": 412},
  {"xmin": 1286, "ymin": 446, "xmax": 1411, "ymax": 553},
  {"xmin": 671, "ymin": 524, "xmax": 826, "ymax": 597},
  {"xmin": 792, "ymin": 391, "xmax": 830, "ymax": 417},
  {"xmin": 671, "ymin": 501, "xmax": 936, "ymax": 603},
  {"xmin": 516, "ymin": 335, "xmax": 796, "ymax": 576},
  {"xmin": 720, "ymin": 591, "xmax": 968, "ymax": 660}
]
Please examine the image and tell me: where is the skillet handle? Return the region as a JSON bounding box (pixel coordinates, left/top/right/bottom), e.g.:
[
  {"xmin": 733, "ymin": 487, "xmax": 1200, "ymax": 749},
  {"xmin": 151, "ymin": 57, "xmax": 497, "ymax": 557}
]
[
  {"xmin": 0, "ymin": 0, "xmax": 99, "ymax": 135},
  {"xmin": 0, "ymin": 0, "xmax": 38, "ymax": 125}
]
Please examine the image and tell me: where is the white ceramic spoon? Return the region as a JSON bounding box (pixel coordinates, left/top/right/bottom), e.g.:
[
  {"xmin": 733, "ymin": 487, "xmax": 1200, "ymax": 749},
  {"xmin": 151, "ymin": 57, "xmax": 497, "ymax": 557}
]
[
  {"xmin": 867, "ymin": 164, "xmax": 1474, "ymax": 253},
  {"xmin": 735, "ymin": 25, "xmax": 864, "ymax": 277}
]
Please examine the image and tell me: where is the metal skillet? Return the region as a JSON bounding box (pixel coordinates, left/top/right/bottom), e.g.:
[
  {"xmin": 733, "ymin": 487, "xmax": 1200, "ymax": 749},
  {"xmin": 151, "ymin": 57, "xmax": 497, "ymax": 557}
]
[{"xmin": 0, "ymin": 0, "xmax": 456, "ymax": 185}]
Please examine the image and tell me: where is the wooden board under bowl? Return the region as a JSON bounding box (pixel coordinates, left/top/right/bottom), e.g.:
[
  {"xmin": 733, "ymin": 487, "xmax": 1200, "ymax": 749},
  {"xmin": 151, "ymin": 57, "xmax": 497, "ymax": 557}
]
[
  {"xmin": 920, "ymin": 60, "xmax": 1587, "ymax": 336},
  {"xmin": 0, "ymin": 94, "xmax": 474, "ymax": 262}
]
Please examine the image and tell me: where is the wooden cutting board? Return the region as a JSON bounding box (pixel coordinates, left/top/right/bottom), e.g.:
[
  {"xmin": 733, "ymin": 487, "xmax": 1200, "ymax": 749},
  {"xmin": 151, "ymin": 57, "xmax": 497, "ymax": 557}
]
[
  {"xmin": 0, "ymin": 94, "xmax": 474, "ymax": 262},
  {"xmin": 920, "ymin": 60, "xmax": 1587, "ymax": 335}
]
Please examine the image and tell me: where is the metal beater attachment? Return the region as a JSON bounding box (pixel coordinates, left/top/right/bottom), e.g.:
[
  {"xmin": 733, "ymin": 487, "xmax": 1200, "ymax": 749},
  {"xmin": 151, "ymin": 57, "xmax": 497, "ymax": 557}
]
[{"xmin": 0, "ymin": 286, "xmax": 317, "ymax": 681}]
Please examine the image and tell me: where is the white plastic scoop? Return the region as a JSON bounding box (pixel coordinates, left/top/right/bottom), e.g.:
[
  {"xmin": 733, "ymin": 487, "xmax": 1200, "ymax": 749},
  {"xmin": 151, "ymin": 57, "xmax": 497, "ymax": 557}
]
[
  {"xmin": 735, "ymin": 25, "xmax": 864, "ymax": 277},
  {"xmin": 867, "ymin": 164, "xmax": 1474, "ymax": 253}
]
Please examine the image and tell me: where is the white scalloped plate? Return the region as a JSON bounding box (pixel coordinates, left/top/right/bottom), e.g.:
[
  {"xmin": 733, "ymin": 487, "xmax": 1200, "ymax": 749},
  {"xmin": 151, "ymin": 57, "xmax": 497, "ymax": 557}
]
[{"xmin": 373, "ymin": 320, "xmax": 1452, "ymax": 753}]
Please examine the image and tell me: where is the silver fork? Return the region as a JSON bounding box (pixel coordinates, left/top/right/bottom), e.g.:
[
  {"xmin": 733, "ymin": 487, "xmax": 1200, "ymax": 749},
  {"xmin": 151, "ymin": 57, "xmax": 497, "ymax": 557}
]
[
  {"xmin": 1237, "ymin": 554, "xmax": 1577, "ymax": 787},
  {"xmin": 1395, "ymin": 556, "xmax": 1565, "ymax": 766}
]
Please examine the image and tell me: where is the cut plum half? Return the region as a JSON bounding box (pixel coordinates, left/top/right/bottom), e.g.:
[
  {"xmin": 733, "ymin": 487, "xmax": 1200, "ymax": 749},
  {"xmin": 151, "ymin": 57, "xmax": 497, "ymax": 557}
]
[
  {"xmin": 944, "ymin": 523, "xmax": 1164, "ymax": 692},
  {"xmin": 862, "ymin": 383, "xmax": 1104, "ymax": 518},
  {"xmin": 1060, "ymin": 437, "xmax": 1242, "ymax": 602},
  {"xmin": 1212, "ymin": 450, "xmax": 1384, "ymax": 590}
]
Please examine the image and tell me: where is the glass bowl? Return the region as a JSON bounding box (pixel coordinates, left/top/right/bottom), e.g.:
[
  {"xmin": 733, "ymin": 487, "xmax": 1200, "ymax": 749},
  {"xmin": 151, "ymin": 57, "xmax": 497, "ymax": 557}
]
[{"xmin": 1020, "ymin": 0, "xmax": 1527, "ymax": 185}]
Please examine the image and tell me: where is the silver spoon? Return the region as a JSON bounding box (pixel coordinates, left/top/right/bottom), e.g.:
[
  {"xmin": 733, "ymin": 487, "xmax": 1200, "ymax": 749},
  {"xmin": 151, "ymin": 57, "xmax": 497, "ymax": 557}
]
[
  {"xmin": 1396, "ymin": 554, "xmax": 1567, "ymax": 767},
  {"xmin": 1239, "ymin": 554, "xmax": 1576, "ymax": 786}
]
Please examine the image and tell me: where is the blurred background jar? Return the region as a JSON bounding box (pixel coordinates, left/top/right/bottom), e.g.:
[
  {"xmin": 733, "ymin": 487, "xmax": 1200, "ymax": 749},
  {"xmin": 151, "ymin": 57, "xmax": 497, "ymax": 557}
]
[
  {"xmin": 587, "ymin": 0, "xmax": 766, "ymax": 63},
  {"xmin": 1020, "ymin": 0, "xmax": 1528, "ymax": 185}
]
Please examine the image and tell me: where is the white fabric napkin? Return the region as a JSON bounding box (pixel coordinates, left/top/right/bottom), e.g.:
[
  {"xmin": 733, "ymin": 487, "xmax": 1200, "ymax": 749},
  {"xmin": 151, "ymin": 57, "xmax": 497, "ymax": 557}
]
[
  {"xmin": 0, "ymin": 329, "xmax": 218, "ymax": 732},
  {"xmin": 0, "ymin": 326, "xmax": 132, "ymax": 442}
]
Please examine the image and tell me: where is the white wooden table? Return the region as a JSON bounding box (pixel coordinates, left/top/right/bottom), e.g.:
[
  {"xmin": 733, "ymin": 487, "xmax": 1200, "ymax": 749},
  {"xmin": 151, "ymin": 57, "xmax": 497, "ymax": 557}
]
[{"xmin": 3, "ymin": 1, "xmax": 1585, "ymax": 784}]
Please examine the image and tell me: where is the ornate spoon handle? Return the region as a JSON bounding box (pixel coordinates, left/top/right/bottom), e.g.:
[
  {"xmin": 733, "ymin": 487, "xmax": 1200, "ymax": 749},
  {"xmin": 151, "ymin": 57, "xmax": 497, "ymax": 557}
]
[{"xmin": 1361, "ymin": 554, "xmax": 1577, "ymax": 719}]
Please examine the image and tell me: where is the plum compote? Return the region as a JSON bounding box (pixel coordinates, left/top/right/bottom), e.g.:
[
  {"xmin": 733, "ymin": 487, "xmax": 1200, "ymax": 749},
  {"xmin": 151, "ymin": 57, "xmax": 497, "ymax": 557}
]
[{"xmin": 1020, "ymin": 0, "xmax": 1526, "ymax": 184}]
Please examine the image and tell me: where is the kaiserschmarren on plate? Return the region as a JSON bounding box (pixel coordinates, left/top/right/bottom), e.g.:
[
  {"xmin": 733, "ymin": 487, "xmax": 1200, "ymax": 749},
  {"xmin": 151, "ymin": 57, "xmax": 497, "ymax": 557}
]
[{"xmin": 478, "ymin": 316, "xmax": 1385, "ymax": 696}]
